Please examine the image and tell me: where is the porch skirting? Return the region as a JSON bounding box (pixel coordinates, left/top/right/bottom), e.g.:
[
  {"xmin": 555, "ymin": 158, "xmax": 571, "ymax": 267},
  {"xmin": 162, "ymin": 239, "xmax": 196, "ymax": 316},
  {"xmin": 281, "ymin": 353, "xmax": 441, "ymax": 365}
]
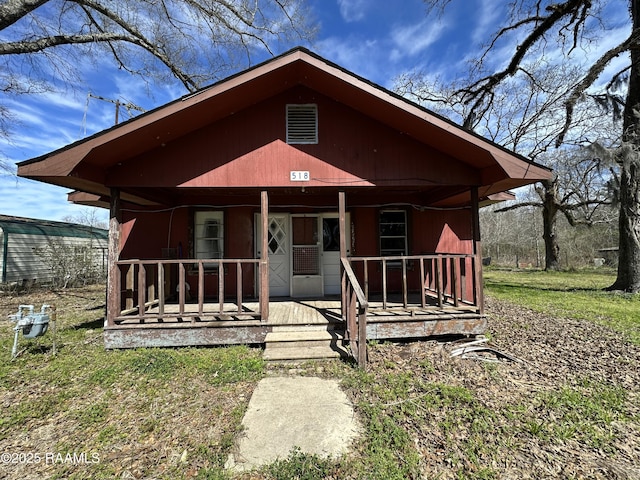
[{"xmin": 104, "ymin": 322, "xmax": 270, "ymax": 349}]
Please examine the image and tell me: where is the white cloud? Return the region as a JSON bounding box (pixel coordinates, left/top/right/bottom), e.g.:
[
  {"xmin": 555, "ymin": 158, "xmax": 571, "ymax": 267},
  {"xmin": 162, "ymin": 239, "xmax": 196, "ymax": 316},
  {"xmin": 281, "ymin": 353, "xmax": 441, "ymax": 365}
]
[
  {"xmin": 471, "ymin": 0, "xmax": 504, "ymax": 45},
  {"xmin": 316, "ymin": 36, "xmax": 389, "ymax": 84},
  {"xmin": 337, "ymin": 0, "xmax": 368, "ymax": 23},
  {"xmin": 389, "ymin": 18, "xmax": 448, "ymax": 62},
  {"xmin": 1, "ymin": 94, "xmax": 86, "ymax": 161}
]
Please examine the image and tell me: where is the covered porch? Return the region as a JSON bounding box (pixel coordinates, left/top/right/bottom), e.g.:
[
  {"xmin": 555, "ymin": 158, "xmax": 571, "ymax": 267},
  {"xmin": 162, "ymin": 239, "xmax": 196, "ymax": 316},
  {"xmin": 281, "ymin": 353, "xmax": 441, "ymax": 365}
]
[{"xmin": 105, "ymin": 191, "xmax": 486, "ymax": 366}]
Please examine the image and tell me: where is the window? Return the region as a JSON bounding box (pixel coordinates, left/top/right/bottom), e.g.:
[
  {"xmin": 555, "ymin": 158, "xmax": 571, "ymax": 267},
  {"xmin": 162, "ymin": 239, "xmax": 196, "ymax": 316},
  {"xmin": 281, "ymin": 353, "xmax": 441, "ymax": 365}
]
[
  {"xmin": 379, "ymin": 210, "xmax": 407, "ymax": 257},
  {"xmin": 194, "ymin": 211, "xmax": 223, "ymax": 270},
  {"xmin": 286, "ymin": 104, "xmax": 318, "ymax": 144}
]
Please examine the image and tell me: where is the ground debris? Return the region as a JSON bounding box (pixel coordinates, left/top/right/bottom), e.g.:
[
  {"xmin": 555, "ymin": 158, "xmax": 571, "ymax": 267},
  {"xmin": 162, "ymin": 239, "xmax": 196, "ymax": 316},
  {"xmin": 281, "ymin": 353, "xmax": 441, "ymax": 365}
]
[
  {"xmin": 447, "ymin": 335, "xmax": 526, "ymax": 363},
  {"xmin": 361, "ymin": 297, "xmax": 640, "ymax": 480}
]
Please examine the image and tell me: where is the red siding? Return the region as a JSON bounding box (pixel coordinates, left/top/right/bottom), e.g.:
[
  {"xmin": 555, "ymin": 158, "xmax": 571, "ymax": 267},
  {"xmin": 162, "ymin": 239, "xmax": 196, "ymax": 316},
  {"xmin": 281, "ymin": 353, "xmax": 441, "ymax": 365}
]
[
  {"xmin": 106, "ymin": 86, "xmax": 479, "ymax": 189},
  {"xmin": 120, "ymin": 207, "xmax": 256, "ymax": 298}
]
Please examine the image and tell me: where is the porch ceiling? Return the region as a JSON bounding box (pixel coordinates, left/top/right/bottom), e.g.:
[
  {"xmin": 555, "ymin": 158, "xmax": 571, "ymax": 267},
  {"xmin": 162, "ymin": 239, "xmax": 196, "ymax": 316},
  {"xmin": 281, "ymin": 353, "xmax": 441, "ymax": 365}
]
[{"xmin": 17, "ymin": 48, "xmax": 551, "ymax": 206}]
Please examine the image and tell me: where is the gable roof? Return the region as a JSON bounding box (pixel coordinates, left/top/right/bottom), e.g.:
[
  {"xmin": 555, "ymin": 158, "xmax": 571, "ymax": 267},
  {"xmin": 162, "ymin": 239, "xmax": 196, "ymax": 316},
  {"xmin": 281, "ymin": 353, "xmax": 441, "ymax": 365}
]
[{"xmin": 17, "ymin": 47, "xmax": 550, "ymax": 205}]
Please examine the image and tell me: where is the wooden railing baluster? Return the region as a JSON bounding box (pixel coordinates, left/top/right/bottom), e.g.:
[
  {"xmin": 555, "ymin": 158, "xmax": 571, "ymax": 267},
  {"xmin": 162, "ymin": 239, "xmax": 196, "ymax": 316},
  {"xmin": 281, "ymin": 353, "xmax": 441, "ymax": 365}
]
[
  {"xmin": 402, "ymin": 258, "xmax": 408, "ymax": 308},
  {"xmin": 452, "ymin": 257, "xmax": 460, "ymax": 307},
  {"xmin": 419, "ymin": 257, "xmax": 426, "ymax": 308},
  {"xmin": 198, "ymin": 262, "xmax": 204, "ymax": 316},
  {"xmin": 178, "ymin": 263, "xmax": 186, "ymax": 315},
  {"xmin": 218, "ymin": 264, "xmax": 224, "ymax": 313},
  {"xmin": 237, "ymin": 262, "xmax": 242, "ymax": 314},
  {"xmin": 382, "ymin": 258, "xmax": 387, "ymax": 309},
  {"xmin": 157, "ymin": 261, "xmax": 164, "ymax": 316},
  {"xmin": 138, "ymin": 262, "xmax": 145, "ymax": 317},
  {"xmin": 436, "ymin": 256, "xmax": 444, "ymax": 307}
]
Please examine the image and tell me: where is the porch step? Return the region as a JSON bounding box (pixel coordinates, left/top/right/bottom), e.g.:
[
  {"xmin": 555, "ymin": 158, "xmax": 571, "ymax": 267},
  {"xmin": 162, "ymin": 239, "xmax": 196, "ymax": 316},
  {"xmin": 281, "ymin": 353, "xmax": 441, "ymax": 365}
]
[
  {"xmin": 263, "ymin": 330, "xmax": 348, "ymax": 362},
  {"xmin": 270, "ymin": 323, "xmax": 341, "ymax": 333}
]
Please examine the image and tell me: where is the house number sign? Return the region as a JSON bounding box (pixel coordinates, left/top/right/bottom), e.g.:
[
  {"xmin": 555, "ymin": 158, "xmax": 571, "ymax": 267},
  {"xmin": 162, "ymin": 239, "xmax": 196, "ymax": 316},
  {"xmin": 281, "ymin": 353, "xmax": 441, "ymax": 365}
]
[{"xmin": 290, "ymin": 171, "xmax": 310, "ymax": 182}]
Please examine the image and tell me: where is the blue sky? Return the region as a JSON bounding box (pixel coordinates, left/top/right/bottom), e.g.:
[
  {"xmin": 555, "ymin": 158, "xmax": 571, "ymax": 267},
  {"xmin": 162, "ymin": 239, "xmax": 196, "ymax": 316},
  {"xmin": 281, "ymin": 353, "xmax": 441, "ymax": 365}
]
[{"xmin": 0, "ymin": 0, "xmax": 630, "ymax": 224}]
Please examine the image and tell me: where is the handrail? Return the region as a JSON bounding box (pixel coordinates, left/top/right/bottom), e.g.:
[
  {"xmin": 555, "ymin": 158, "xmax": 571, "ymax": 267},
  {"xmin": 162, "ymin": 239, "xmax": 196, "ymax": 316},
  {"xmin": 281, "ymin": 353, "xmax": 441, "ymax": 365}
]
[
  {"xmin": 341, "ymin": 257, "xmax": 368, "ymax": 308},
  {"xmin": 341, "ymin": 257, "xmax": 368, "ymax": 367}
]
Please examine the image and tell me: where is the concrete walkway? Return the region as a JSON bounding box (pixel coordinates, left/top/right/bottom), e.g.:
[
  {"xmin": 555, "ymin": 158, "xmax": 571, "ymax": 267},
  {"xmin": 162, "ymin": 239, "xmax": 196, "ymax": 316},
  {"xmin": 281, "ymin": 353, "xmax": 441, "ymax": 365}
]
[{"xmin": 226, "ymin": 376, "xmax": 360, "ymax": 471}]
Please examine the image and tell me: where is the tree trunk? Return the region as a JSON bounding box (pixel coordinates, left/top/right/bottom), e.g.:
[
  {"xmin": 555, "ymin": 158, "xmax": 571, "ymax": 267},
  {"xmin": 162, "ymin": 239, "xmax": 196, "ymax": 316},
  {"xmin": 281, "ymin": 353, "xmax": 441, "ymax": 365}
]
[
  {"xmin": 541, "ymin": 178, "xmax": 561, "ymax": 271},
  {"xmin": 610, "ymin": 153, "xmax": 640, "ymax": 291},
  {"xmin": 609, "ymin": 0, "xmax": 640, "ymax": 292}
]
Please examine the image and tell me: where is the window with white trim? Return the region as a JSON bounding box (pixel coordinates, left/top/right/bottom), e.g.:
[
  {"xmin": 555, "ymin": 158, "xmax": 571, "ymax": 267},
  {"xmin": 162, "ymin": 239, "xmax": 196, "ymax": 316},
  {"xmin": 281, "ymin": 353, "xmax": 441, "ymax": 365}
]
[
  {"xmin": 379, "ymin": 210, "xmax": 407, "ymax": 257},
  {"xmin": 194, "ymin": 211, "xmax": 223, "ymax": 270},
  {"xmin": 286, "ymin": 104, "xmax": 318, "ymax": 144}
]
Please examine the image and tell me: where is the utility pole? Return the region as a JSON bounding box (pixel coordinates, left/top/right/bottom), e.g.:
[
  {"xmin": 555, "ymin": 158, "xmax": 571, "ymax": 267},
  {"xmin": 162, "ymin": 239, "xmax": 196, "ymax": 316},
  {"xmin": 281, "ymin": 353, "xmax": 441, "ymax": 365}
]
[{"xmin": 86, "ymin": 93, "xmax": 146, "ymax": 125}]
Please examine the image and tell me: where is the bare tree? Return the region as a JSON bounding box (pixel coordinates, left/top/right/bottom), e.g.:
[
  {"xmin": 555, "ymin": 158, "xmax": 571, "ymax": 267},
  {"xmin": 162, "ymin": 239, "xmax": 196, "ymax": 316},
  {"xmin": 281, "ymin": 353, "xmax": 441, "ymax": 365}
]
[
  {"xmin": 480, "ymin": 200, "xmax": 543, "ymax": 267},
  {"xmin": 417, "ymin": 0, "xmax": 639, "ymax": 291},
  {"xmin": 396, "ymin": 61, "xmax": 603, "ymax": 158},
  {"xmin": 397, "ymin": 57, "xmax": 617, "ymax": 271},
  {"xmin": 495, "ymin": 149, "xmax": 613, "ymax": 270},
  {"xmin": 62, "ymin": 208, "xmax": 108, "ymax": 230},
  {"xmin": 0, "ymin": 0, "xmax": 316, "ymax": 170}
]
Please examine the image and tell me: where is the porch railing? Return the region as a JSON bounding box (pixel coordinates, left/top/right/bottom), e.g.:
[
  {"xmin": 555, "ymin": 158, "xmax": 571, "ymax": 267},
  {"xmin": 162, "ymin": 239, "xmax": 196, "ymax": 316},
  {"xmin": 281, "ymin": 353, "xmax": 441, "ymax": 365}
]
[
  {"xmin": 348, "ymin": 254, "xmax": 480, "ymax": 311},
  {"xmin": 108, "ymin": 258, "xmax": 261, "ymax": 325},
  {"xmin": 341, "ymin": 257, "xmax": 368, "ymax": 368}
]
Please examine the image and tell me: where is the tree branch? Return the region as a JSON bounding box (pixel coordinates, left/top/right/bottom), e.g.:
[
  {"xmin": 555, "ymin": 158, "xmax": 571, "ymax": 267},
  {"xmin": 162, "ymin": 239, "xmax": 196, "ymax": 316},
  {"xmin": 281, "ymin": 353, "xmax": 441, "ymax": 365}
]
[
  {"xmin": 459, "ymin": 0, "xmax": 592, "ymax": 128},
  {"xmin": 0, "ymin": 0, "xmax": 49, "ymax": 31},
  {"xmin": 556, "ymin": 29, "xmax": 640, "ymax": 146},
  {"xmin": 0, "ymin": 32, "xmax": 133, "ymax": 54},
  {"xmin": 494, "ymin": 201, "xmax": 543, "ymax": 212},
  {"xmin": 75, "ymin": 0, "xmax": 200, "ymax": 90}
]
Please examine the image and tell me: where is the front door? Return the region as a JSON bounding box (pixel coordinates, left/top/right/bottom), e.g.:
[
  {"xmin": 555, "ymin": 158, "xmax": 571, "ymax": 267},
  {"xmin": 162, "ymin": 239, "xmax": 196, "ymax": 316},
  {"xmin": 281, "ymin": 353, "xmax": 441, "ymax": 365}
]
[
  {"xmin": 256, "ymin": 214, "xmax": 290, "ymax": 297},
  {"xmin": 256, "ymin": 212, "xmax": 349, "ymax": 297}
]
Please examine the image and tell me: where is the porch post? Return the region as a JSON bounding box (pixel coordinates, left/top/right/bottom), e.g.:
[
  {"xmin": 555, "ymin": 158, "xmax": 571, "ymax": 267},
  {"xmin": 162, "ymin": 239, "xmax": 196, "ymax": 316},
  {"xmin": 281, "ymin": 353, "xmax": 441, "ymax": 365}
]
[
  {"xmin": 338, "ymin": 191, "xmax": 347, "ymax": 260},
  {"xmin": 106, "ymin": 188, "xmax": 121, "ymax": 328},
  {"xmin": 339, "ymin": 191, "xmax": 347, "ymax": 318},
  {"xmin": 260, "ymin": 191, "xmax": 269, "ymax": 321},
  {"xmin": 471, "ymin": 186, "xmax": 484, "ymax": 315}
]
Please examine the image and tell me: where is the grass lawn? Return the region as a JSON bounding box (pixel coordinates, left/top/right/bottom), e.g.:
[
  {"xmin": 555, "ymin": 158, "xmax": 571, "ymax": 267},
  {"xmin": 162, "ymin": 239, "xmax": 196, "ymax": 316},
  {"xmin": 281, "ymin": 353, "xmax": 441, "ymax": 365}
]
[
  {"xmin": 0, "ymin": 275, "xmax": 638, "ymax": 479},
  {"xmin": 484, "ymin": 267, "xmax": 640, "ymax": 345}
]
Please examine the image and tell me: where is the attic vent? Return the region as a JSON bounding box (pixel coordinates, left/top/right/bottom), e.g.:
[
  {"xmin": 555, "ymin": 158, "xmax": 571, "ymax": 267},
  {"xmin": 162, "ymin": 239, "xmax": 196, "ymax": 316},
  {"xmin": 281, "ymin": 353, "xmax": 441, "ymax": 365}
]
[{"xmin": 286, "ymin": 104, "xmax": 318, "ymax": 144}]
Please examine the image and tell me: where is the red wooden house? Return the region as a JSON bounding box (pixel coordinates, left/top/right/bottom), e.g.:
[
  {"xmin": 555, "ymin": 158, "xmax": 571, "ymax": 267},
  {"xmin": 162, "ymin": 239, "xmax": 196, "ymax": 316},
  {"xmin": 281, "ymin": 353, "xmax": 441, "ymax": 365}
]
[{"xmin": 17, "ymin": 48, "xmax": 550, "ymax": 366}]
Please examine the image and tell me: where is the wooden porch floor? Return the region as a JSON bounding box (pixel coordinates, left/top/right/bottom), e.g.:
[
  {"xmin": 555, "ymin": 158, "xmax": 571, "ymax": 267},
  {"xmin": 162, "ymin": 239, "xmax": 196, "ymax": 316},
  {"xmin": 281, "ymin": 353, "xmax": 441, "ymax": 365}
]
[
  {"xmin": 112, "ymin": 297, "xmax": 481, "ymax": 327},
  {"xmin": 113, "ymin": 298, "xmax": 343, "ymax": 326}
]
